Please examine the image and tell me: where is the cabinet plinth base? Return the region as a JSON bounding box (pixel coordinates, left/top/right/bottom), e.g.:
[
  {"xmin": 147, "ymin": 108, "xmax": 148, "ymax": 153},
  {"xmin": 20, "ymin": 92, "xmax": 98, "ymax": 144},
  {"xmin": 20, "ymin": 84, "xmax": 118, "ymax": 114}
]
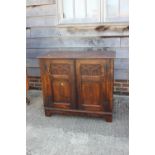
[
  {"xmin": 45, "ymin": 108, "xmax": 112, "ymax": 122},
  {"xmin": 45, "ymin": 109, "xmax": 53, "ymax": 116}
]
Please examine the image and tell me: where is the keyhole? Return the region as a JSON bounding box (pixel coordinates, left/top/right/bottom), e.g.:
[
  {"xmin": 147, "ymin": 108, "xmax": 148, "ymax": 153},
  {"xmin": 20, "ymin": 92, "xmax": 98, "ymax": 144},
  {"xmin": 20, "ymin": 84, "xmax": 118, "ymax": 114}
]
[{"xmin": 59, "ymin": 82, "xmax": 64, "ymax": 97}]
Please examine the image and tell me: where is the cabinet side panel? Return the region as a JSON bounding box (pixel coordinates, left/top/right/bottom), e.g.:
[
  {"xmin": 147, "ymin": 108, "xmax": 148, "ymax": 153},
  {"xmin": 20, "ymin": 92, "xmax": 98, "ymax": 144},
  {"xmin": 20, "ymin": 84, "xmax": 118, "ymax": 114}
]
[
  {"xmin": 39, "ymin": 59, "xmax": 52, "ymax": 106},
  {"xmin": 104, "ymin": 59, "xmax": 114, "ymax": 112}
]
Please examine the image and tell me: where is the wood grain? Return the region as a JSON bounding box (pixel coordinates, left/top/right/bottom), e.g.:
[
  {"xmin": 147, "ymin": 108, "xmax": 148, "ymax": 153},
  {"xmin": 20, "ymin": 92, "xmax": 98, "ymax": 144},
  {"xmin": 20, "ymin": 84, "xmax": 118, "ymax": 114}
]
[
  {"xmin": 26, "ymin": 47, "xmax": 129, "ymax": 59},
  {"xmin": 26, "ymin": 16, "xmax": 58, "ymax": 27},
  {"xmin": 38, "ymin": 51, "xmax": 115, "ymax": 59},
  {"xmin": 27, "ymin": 37, "xmax": 120, "ymax": 48},
  {"xmin": 30, "ymin": 27, "xmax": 129, "ymax": 38},
  {"xmin": 39, "ymin": 51, "xmax": 114, "ymax": 122},
  {"xmin": 27, "ymin": 58, "xmax": 129, "ymax": 70},
  {"xmin": 26, "ymin": 0, "xmax": 56, "ymax": 6},
  {"xmin": 27, "ymin": 4, "xmax": 57, "ymax": 17}
]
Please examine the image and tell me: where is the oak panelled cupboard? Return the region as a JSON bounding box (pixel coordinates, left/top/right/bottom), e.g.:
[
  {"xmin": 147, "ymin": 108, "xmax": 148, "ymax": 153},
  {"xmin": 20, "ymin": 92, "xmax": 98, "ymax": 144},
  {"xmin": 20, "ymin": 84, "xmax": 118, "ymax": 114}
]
[{"xmin": 38, "ymin": 51, "xmax": 115, "ymax": 122}]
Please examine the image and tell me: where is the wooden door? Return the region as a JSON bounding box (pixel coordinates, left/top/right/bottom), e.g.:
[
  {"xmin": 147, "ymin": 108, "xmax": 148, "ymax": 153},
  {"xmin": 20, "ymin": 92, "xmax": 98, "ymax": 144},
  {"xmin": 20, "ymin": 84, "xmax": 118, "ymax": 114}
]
[
  {"xmin": 76, "ymin": 59, "xmax": 113, "ymax": 112},
  {"xmin": 42, "ymin": 59, "xmax": 76, "ymax": 109}
]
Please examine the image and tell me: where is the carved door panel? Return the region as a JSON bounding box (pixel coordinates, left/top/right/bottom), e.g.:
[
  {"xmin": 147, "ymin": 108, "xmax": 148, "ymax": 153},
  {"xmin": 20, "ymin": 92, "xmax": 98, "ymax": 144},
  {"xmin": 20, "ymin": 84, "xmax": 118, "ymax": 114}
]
[
  {"xmin": 76, "ymin": 59, "xmax": 112, "ymax": 112},
  {"xmin": 45, "ymin": 59, "xmax": 76, "ymax": 109}
]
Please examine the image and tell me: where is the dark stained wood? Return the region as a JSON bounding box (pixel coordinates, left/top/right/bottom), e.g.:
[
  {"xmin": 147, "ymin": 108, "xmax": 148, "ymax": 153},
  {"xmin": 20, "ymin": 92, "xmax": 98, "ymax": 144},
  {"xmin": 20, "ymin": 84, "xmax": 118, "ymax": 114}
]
[
  {"xmin": 44, "ymin": 108, "xmax": 112, "ymax": 122},
  {"xmin": 76, "ymin": 59, "xmax": 106, "ymax": 111},
  {"xmin": 40, "ymin": 59, "xmax": 76, "ymax": 109},
  {"xmin": 39, "ymin": 51, "xmax": 115, "ymax": 122}
]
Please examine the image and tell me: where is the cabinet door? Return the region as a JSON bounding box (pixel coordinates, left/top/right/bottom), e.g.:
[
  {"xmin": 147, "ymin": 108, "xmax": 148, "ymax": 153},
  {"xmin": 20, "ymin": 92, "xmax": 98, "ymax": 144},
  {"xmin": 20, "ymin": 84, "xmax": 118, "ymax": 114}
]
[
  {"xmin": 45, "ymin": 59, "xmax": 76, "ymax": 109},
  {"xmin": 76, "ymin": 59, "xmax": 113, "ymax": 112}
]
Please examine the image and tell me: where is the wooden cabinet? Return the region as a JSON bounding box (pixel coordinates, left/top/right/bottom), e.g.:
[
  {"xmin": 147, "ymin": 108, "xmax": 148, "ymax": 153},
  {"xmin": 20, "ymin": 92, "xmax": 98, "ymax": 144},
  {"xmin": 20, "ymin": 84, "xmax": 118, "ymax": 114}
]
[
  {"xmin": 45, "ymin": 59, "xmax": 76, "ymax": 109},
  {"xmin": 39, "ymin": 51, "xmax": 115, "ymax": 122}
]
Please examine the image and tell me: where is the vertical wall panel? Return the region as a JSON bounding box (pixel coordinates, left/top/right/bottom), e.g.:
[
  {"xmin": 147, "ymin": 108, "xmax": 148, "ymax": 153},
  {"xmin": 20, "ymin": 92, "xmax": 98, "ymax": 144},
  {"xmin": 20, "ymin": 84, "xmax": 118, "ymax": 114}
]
[{"xmin": 26, "ymin": 0, "xmax": 129, "ymax": 80}]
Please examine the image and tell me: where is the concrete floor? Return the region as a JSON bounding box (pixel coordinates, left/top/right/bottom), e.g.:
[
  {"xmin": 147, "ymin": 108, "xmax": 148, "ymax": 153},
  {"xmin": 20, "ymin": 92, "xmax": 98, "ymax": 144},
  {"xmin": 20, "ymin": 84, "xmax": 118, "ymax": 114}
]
[{"xmin": 26, "ymin": 90, "xmax": 129, "ymax": 155}]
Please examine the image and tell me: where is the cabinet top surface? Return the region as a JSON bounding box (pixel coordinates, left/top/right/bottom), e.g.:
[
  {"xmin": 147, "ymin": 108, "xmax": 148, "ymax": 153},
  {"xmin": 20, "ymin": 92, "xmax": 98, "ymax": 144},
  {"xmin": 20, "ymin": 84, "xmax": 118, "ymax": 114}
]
[{"xmin": 38, "ymin": 51, "xmax": 115, "ymax": 59}]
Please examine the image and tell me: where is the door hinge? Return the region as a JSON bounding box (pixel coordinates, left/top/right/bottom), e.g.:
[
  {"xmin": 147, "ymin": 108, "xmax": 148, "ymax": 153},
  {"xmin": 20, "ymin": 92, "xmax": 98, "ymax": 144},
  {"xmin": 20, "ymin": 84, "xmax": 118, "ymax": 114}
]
[
  {"xmin": 104, "ymin": 64, "xmax": 109, "ymax": 72},
  {"xmin": 44, "ymin": 64, "xmax": 50, "ymax": 74},
  {"xmin": 48, "ymin": 96, "xmax": 52, "ymax": 104},
  {"xmin": 44, "ymin": 64, "xmax": 47, "ymax": 71}
]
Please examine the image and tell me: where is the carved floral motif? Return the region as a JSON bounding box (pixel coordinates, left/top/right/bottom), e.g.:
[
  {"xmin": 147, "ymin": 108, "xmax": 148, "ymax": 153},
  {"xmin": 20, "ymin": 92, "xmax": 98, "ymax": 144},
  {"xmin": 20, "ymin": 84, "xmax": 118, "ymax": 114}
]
[
  {"xmin": 50, "ymin": 64, "xmax": 70, "ymax": 75},
  {"xmin": 80, "ymin": 64, "xmax": 101, "ymax": 76}
]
